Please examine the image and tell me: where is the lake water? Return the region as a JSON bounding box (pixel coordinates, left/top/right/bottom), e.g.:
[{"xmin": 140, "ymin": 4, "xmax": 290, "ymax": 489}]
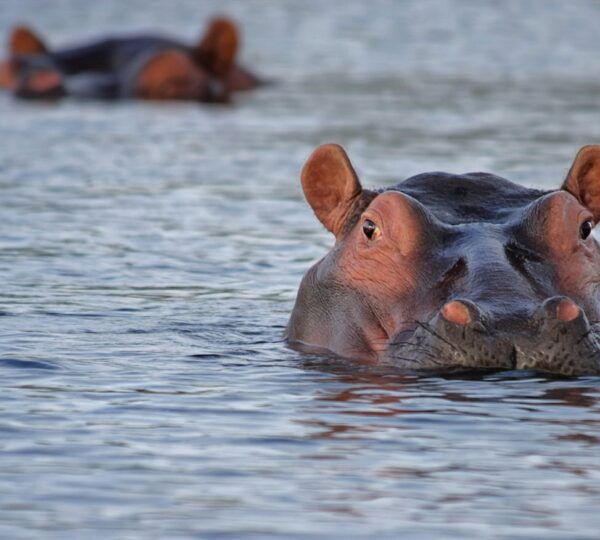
[{"xmin": 1, "ymin": 0, "xmax": 600, "ymax": 538}]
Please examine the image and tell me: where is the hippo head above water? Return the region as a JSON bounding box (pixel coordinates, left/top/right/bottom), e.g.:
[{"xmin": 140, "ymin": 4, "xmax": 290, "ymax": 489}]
[{"xmin": 287, "ymin": 144, "xmax": 600, "ymax": 376}]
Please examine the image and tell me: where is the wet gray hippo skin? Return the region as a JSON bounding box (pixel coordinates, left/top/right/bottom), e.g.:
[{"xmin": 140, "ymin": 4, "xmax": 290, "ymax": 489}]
[{"xmin": 287, "ymin": 144, "xmax": 600, "ymax": 375}]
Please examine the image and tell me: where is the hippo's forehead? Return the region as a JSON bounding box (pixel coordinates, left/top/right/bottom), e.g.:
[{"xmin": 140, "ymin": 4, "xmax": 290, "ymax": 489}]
[{"xmin": 385, "ymin": 172, "xmax": 548, "ymax": 225}]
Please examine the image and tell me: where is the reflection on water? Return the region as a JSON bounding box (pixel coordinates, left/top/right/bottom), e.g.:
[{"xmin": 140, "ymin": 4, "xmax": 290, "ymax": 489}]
[
  {"xmin": 299, "ymin": 365, "xmax": 600, "ymax": 536},
  {"xmin": 2, "ymin": 0, "xmax": 600, "ymax": 538}
]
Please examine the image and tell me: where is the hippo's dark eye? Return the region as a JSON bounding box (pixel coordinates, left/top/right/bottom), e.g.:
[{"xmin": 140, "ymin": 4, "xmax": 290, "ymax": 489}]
[
  {"xmin": 362, "ymin": 219, "xmax": 380, "ymax": 241},
  {"xmin": 580, "ymin": 219, "xmax": 594, "ymax": 240}
]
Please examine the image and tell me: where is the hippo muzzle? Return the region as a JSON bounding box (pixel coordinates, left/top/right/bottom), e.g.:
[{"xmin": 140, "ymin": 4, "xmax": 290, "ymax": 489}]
[{"xmin": 387, "ymin": 297, "xmax": 600, "ymax": 375}]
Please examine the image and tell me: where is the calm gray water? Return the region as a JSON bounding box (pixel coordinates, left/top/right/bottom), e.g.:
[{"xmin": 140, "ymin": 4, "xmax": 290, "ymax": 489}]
[{"xmin": 2, "ymin": 0, "xmax": 600, "ymax": 538}]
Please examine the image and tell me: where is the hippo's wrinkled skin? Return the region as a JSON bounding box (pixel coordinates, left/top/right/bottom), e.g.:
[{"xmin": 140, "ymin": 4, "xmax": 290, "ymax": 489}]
[{"xmin": 287, "ymin": 144, "xmax": 600, "ymax": 375}]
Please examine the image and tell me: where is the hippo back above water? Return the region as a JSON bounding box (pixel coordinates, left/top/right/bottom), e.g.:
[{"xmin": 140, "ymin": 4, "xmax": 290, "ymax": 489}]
[{"xmin": 287, "ymin": 144, "xmax": 600, "ymax": 375}]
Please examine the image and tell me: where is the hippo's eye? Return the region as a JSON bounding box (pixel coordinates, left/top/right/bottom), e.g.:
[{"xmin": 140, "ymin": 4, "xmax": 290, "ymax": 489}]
[
  {"xmin": 580, "ymin": 219, "xmax": 594, "ymax": 240},
  {"xmin": 362, "ymin": 219, "xmax": 381, "ymax": 241}
]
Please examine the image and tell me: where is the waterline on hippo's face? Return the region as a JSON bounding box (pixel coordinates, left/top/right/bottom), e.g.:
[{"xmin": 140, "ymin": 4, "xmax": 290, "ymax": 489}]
[{"xmin": 286, "ymin": 144, "xmax": 600, "ymax": 376}]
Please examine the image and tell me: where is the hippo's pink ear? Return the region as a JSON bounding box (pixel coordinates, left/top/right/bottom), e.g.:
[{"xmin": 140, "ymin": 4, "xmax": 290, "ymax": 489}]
[
  {"xmin": 302, "ymin": 144, "xmax": 365, "ymax": 237},
  {"xmin": 9, "ymin": 25, "xmax": 48, "ymax": 56},
  {"xmin": 193, "ymin": 18, "xmax": 239, "ymax": 77},
  {"xmin": 562, "ymin": 145, "xmax": 600, "ymax": 221}
]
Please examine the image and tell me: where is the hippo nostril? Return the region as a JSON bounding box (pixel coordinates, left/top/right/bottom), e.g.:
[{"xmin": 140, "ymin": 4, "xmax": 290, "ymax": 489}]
[
  {"xmin": 540, "ymin": 296, "xmax": 582, "ymax": 323},
  {"xmin": 441, "ymin": 300, "xmax": 472, "ymax": 326},
  {"xmin": 556, "ymin": 298, "xmax": 581, "ymax": 322}
]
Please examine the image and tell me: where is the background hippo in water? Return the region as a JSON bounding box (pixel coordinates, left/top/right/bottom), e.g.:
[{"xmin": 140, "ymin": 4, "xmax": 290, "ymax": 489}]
[
  {"xmin": 287, "ymin": 144, "xmax": 600, "ymax": 376},
  {"xmin": 0, "ymin": 18, "xmax": 263, "ymax": 102}
]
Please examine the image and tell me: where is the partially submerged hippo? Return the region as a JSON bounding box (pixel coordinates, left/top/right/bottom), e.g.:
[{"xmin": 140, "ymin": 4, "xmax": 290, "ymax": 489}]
[
  {"xmin": 287, "ymin": 144, "xmax": 600, "ymax": 375},
  {"xmin": 0, "ymin": 18, "xmax": 263, "ymax": 102}
]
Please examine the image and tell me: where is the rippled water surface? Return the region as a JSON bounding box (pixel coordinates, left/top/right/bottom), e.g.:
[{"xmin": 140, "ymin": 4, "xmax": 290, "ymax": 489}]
[{"xmin": 2, "ymin": 0, "xmax": 600, "ymax": 538}]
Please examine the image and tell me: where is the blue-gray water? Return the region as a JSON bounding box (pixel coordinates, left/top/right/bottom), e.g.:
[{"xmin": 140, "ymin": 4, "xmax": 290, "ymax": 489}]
[{"xmin": 2, "ymin": 0, "xmax": 600, "ymax": 538}]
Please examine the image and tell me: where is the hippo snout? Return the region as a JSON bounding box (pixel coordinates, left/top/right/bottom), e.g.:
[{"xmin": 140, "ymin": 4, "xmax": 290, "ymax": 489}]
[
  {"xmin": 514, "ymin": 296, "xmax": 600, "ymax": 375},
  {"xmin": 386, "ymin": 297, "xmax": 600, "ymax": 376}
]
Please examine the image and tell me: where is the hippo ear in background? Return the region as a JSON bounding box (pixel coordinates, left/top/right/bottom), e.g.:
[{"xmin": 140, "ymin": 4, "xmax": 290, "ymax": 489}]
[
  {"xmin": 9, "ymin": 25, "xmax": 48, "ymax": 56},
  {"xmin": 562, "ymin": 145, "xmax": 600, "ymax": 222},
  {"xmin": 301, "ymin": 144, "xmax": 369, "ymax": 237},
  {"xmin": 193, "ymin": 17, "xmax": 239, "ymax": 77}
]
